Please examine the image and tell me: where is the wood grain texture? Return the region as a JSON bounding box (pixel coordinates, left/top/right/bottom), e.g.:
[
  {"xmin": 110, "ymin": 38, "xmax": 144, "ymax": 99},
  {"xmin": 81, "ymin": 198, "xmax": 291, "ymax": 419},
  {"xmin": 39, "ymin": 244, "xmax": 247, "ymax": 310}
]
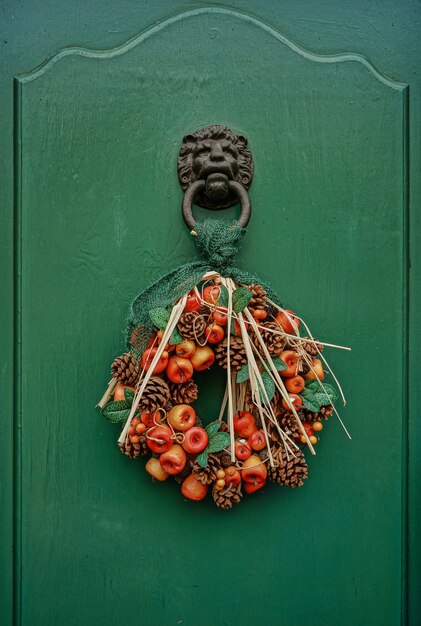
[{"xmin": 1, "ymin": 2, "xmax": 420, "ymax": 625}]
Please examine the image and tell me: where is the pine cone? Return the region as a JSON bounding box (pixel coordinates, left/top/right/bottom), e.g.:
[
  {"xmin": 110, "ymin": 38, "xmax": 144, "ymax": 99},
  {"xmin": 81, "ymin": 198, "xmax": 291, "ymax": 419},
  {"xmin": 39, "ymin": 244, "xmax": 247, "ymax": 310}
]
[
  {"xmin": 219, "ymin": 452, "xmax": 233, "ymax": 468},
  {"xmin": 301, "ymin": 338, "xmax": 323, "ymax": 356},
  {"xmin": 169, "ymin": 379, "xmax": 198, "ymax": 405},
  {"xmin": 139, "ymin": 377, "xmax": 170, "ymax": 413},
  {"xmin": 246, "ymin": 283, "xmax": 267, "ymax": 310},
  {"xmin": 177, "ymin": 311, "xmax": 206, "ymax": 341},
  {"xmin": 119, "ymin": 419, "xmax": 148, "ymax": 458},
  {"xmin": 199, "ymin": 304, "xmax": 210, "ymax": 316},
  {"xmin": 306, "ymin": 404, "xmax": 334, "ymax": 422},
  {"xmin": 215, "ymin": 336, "xmax": 247, "ymax": 372},
  {"xmin": 268, "ymin": 446, "xmax": 308, "ymax": 488},
  {"xmin": 111, "ymin": 353, "xmax": 140, "ymax": 385},
  {"xmin": 252, "ymin": 321, "xmax": 287, "ymax": 357},
  {"xmin": 277, "ymin": 410, "xmax": 303, "ymax": 438},
  {"xmin": 212, "ymin": 484, "xmax": 242, "ymax": 509},
  {"xmin": 321, "ymin": 404, "xmax": 334, "ymax": 418},
  {"xmin": 267, "ymin": 410, "xmax": 302, "ymax": 443},
  {"xmin": 192, "ymin": 453, "xmax": 222, "ymax": 485}
]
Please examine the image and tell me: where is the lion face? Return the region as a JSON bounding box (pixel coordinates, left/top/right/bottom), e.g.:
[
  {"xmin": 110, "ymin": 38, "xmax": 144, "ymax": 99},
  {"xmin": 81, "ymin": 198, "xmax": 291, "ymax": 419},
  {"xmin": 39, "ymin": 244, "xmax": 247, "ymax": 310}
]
[{"xmin": 178, "ymin": 125, "xmax": 253, "ymax": 209}]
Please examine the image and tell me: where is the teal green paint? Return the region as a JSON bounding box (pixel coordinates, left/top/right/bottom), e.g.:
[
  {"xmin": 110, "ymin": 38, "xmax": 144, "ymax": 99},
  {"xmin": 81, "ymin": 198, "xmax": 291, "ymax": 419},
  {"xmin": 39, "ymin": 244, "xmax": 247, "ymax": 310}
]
[
  {"xmin": 1, "ymin": 2, "xmax": 420, "ymax": 625},
  {"xmin": 17, "ymin": 6, "xmax": 406, "ymax": 90},
  {"xmin": 12, "ymin": 77, "xmax": 23, "ymax": 626}
]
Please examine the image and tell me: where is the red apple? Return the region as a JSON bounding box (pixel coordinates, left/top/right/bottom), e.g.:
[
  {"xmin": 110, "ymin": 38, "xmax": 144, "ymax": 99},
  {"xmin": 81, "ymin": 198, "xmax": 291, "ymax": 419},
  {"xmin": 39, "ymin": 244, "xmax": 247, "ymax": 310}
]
[
  {"xmin": 184, "ymin": 290, "xmax": 202, "ymax": 312},
  {"xmin": 146, "ymin": 424, "xmax": 173, "ymax": 454},
  {"xmin": 213, "ymin": 308, "xmax": 228, "ymax": 325},
  {"xmin": 305, "ymin": 358, "xmax": 325, "ymax": 381},
  {"xmin": 167, "ymin": 404, "xmax": 197, "ymax": 432},
  {"xmin": 182, "ymin": 426, "xmax": 209, "ymax": 454},
  {"xmin": 279, "ymin": 350, "xmax": 299, "ymax": 378},
  {"xmin": 190, "ymin": 345, "xmax": 215, "ymax": 371},
  {"xmin": 141, "ymin": 347, "xmax": 169, "ymax": 375},
  {"xmin": 235, "ymin": 439, "xmax": 252, "ymax": 461},
  {"xmin": 145, "ymin": 457, "xmax": 169, "ymax": 481},
  {"xmin": 241, "ymin": 454, "xmax": 267, "ymax": 485},
  {"xmin": 141, "ymin": 412, "xmax": 158, "ymax": 428},
  {"xmin": 282, "ymin": 393, "xmax": 303, "ymax": 412},
  {"xmin": 181, "ymin": 474, "xmax": 208, "ymax": 501},
  {"xmin": 233, "ymin": 411, "xmax": 258, "ymax": 438},
  {"xmin": 166, "ymin": 355, "xmax": 194, "ymax": 383},
  {"xmin": 175, "ymin": 340, "xmax": 196, "ymax": 358},
  {"xmin": 203, "ymin": 284, "xmax": 220, "ymax": 304},
  {"xmin": 303, "ymin": 422, "xmax": 314, "ymax": 437},
  {"xmin": 285, "ymin": 375, "xmax": 305, "ymax": 394},
  {"xmin": 205, "ymin": 323, "xmax": 225, "ymax": 344},
  {"xmin": 248, "ymin": 430, "xmax": 266, "ymax": 451},
  {"xmin": 113, "ymin": 383, "xmax": 135, "ymax": 401},
  {"xmin": 224, "ymin": 466, "xmax": 241, "ymax": 487},
  {"xmin": 243, "ymin": 480, "xmax": 266, "ymax": 494},
  {"xmin": 275, "ymin": 309, "xmax": 300, "ymax": 335},
  {"xmin": 159, "ymin": 444, "xmax": 187, "ymax": 475}
]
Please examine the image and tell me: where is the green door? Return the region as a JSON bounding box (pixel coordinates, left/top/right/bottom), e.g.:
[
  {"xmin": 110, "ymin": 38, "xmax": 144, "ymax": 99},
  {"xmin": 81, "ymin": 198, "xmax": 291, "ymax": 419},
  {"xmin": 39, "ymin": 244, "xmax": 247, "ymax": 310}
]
[{"xmin": 2, "ymin": 2, "xmax": 420, "ymax": 625}]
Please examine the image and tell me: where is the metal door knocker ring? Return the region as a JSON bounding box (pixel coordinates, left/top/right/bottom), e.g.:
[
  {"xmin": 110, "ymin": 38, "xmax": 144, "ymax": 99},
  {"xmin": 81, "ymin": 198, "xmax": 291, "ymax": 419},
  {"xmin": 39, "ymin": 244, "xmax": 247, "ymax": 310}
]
[{"xmin": 177, "ymin": 125, "xmax": 254, "ymax": 232}]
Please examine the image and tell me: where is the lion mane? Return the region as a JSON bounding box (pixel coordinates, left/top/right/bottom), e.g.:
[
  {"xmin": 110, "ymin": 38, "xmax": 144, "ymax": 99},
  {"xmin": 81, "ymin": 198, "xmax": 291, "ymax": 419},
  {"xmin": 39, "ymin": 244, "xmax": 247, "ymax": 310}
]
[{"xmin": 177, "ymin": 125, "xmax": 253, "ymax": 192}]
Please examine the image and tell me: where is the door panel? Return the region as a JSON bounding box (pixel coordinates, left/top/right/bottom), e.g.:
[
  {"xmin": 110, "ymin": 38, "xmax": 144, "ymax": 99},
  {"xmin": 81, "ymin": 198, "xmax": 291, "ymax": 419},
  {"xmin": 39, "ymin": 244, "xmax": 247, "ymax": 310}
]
[{"xmin": 15, "ymin": 7, "xmax": 408, "ymax": 626}]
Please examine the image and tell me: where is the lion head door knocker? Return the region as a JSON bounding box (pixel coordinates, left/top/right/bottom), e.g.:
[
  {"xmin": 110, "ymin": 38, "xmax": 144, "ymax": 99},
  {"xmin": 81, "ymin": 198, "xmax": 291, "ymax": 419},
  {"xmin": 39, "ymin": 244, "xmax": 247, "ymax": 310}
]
[{"xmin": 177, "ymin": 125, "xmax": 254, "ymax": 230}]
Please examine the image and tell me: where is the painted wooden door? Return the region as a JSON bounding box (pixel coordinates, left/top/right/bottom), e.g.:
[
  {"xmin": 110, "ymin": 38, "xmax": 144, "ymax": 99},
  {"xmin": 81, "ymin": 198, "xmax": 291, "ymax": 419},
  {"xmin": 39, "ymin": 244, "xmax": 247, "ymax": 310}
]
[{"xmin": 2, "ymin": 2, "xmax": 420, "ymax": 625}]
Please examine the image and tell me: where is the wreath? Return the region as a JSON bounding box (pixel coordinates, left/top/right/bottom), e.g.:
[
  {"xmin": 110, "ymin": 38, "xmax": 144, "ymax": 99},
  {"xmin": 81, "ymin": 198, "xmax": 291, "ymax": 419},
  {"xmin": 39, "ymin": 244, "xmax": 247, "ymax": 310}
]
[{"xmin": 97, "ymin": 220, "xmax": 349, "ymax": 509}]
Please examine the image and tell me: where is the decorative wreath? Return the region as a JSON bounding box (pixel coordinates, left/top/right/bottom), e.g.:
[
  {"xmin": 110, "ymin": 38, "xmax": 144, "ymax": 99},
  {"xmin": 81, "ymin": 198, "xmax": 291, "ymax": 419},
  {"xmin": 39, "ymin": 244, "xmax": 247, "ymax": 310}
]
[{"xmin": 97, "ymin": 219, "xmax": 349, "ymax": 509}]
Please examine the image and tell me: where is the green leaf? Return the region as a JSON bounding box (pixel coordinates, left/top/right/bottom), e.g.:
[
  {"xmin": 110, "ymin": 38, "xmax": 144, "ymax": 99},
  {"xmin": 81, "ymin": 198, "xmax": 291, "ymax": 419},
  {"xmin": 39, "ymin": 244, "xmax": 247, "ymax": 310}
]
[
  {"xmin": 301, "ymin": 396, "xmax": 321, "ymax": 412},
  {"xmin": 258, "ymin": 371, "xmax": 275, "ymax": 404},
  {"xmin": 102, "ymin": 401, "xmax": 131, "ymax": 423},
  {"xmin": 232, "ymin": 287, "xmax": 253, "ymax": 313},
  {"xmin": 230, "ymin": 319, "xmax": 237, "ymax": 335},
  {"xmin": 206, "ymin": 432, "xmax": 231, "ymax": 453},
  {"xmin": 218, "ymin": 285, "xmax": 229, "ymax": 307},
  {"xmin": 124, "ymin": 387, "xmax": 135, "ymax": 405},
  {"xmin": 267, "ymin": 356, "xmax": 288, "ymax": 372},
  {"xmin": 301, "ymin": 388, "xmax": 321, "ymax": 412},
  {"xmin": 303, "ymin": 381, "xmax": 338, "ymax": 405},
  {"xmin": 149, "ymin": 308, "xmax": 170, "ymax": 330},
  {"xmin": 196, "ymin": 450, "xmax": 208, "ymax": 468},
  {"xmin": 169, "ymin": 327, "xmax": 183, "ymax": 345},
  {"xmin": 205, "ymin": 422, "xmax": 221, "ymax": 437},
  {"xmin": 236, "ymin": 363, "xmax": 250, "ymax": 383},
  {"xmin": 314, "ymin": 383, "xmax": 339, "ymax": 406}
]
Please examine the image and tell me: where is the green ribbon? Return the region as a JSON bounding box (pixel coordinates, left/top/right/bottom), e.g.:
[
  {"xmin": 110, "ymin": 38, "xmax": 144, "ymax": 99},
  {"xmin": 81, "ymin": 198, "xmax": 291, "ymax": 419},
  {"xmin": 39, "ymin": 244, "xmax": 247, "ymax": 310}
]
[{"xmin": 126, "ymin": 219, "xmax": 283, "ymax": 351}]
